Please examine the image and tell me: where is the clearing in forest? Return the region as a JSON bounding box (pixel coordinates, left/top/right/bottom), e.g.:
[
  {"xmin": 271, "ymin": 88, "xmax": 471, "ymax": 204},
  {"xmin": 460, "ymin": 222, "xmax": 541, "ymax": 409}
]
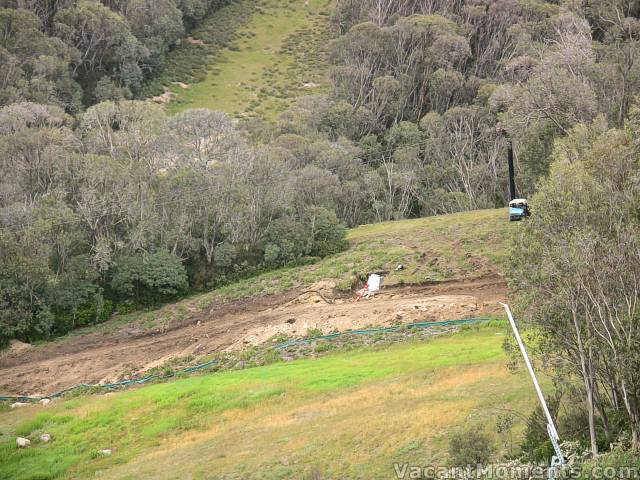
[{"xmin": 166, "ymin": 0, "xmax": 333, "ymax": 118}]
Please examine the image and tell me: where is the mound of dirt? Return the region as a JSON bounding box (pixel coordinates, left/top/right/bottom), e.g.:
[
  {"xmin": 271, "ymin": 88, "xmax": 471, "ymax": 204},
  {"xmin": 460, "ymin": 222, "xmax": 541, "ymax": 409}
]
[{"xmin": 2, "ymin": 340, "xmax": 32, "ymax": 356}]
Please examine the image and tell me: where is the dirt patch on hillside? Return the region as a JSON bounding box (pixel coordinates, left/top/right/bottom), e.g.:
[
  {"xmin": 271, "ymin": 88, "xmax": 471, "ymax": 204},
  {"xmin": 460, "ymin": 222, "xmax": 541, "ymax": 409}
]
[
  {"xmin": 152, "ymin": 89, "xmax": 176, "ymax": 104},
  {"xmin": 1, "ymin": 340, "xmax": 32, "ymax": 357},
  {"xmin": 0, "ymin": 275, "xmax": 506, "ymax": 397},
  {"xmin": 186, "ymin": 36, "xmax": 206, "ymax": 46}
]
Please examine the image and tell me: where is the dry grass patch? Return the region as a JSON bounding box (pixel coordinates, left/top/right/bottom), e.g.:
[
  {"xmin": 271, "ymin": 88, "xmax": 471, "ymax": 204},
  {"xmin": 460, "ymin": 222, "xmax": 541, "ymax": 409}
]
[{"xmin": 99, "ymin": 364, "xmax": 528, "ymax": 479}]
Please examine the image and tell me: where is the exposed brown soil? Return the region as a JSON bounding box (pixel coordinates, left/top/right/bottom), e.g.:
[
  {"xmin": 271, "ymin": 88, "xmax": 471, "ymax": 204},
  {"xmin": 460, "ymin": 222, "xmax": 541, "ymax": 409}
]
[
  {"xmin": 186, "ymin": 36, "xmax": 206, "ymax": 46},
  {"xmin": 151, "ymin": 89, "xmax": 176, "ymax": 104},
  {"xmin": 0, "ymin": 275, "xmax": 506, "ymax": 397}
]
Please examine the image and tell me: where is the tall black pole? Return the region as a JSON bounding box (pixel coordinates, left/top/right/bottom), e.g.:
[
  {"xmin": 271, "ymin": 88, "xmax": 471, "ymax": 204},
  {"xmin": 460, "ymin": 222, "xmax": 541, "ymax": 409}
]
[{"xmin": 507, "ymin": 139, "xmax": 517, "ymax": 201}]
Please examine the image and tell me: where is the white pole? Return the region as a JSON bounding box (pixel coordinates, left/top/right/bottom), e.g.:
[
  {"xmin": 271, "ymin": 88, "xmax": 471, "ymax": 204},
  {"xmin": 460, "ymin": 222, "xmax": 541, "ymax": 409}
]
[{"xmin": 501, "ymin": 303, "xmax": 564, "ymax": 465}]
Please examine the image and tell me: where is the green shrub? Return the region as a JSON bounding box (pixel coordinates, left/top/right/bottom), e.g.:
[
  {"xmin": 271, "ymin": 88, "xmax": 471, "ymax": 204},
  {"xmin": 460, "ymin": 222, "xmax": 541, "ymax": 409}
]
[
  {"xmin": 115, "ymin": 301, "xmax": 137, "ymax": 315},
  {"xmin": 574, "ymin": 438, "xmax": 640, "ymax": 480},
  {"xmin": 520, "ymin": 401, "xmax": 561, "ymax": 462},
  {"xmin": 304, "ymin": 207, "xmax": 348, "ymax": 258},
  {"xmin": 0, "ymin": 279, "xmax": 53, "ymax": 346},
  {"xmin": 263, "ymin": 216, "xmax": 309, "ymax": 266},
  {"xmin": 263, "ymin": 244, "xmax": 282, "ymax": 266},
  {"xmin": 111, "ymin": 251, "xmax": 188, "ymax": 304},
  {"xmin": 52, "ymin": 295, "xmax": 113, "ymax": 335},
  {"xmin": 214, "ymin": 242, "xmax": 237, "ymax": 268},
  {"xmin": 314, "ymin": 340, "xmax": 334, "ymax": 353},
  {"xmin": 448, "ymin": 425, "xmax": 496, "ymax": 467},
  {"xmin": 307, "ymin": 328, "xmax": 323, "ymax": 338},
  {"xmin": 0, "ymin": 251, "xmax": 116, "ymax": 343}
]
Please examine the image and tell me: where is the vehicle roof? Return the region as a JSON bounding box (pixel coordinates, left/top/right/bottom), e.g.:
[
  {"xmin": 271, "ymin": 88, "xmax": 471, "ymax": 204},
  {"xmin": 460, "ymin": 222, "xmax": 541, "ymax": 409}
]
[{"xmin": 509, "ymin": 198, "xmax": 528, "ymax": 205}]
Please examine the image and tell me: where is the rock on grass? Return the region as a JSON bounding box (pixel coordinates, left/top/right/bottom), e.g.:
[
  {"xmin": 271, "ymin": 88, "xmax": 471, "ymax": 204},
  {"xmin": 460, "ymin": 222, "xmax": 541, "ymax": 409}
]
[{"xmin": 16, "ymin": 437, "xmax": 30, "ymax": 448}]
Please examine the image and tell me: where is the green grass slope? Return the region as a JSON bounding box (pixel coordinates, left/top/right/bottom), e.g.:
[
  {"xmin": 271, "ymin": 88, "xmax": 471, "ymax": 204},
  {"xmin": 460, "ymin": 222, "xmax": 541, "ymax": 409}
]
[
  {"xmin": 166, "ymin": 0, "xmax": 333, "ymax": 119},
  {"xmin": 56, "ymin": 208, "xmax": 510, "ymax": 339},
  {"xmin": 0, "ymin": 325, "xmax": 535, "ymax": 480}
]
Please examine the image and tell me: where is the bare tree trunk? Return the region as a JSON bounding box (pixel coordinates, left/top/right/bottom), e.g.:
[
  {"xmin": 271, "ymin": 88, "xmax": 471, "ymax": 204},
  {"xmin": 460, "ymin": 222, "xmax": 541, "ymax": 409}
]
[
  {"xmin": 594, "ymin": 386, "xmax": 611, "ymax": 443},
  {"xmin": 572, "ymin": 308, "xmax": 598, "ymax": 458}
]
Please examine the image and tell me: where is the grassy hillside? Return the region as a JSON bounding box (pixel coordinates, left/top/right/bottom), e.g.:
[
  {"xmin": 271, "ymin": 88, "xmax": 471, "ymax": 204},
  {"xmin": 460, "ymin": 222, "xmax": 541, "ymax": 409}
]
[
  {"xmin": 165, "ymin": 0, "xmax": 333, "ymax": 118},
  {"xmin": 0, "ymin": 325, "xmax": 536, "ymax": 479},
  {"xmin": 54, "ymin": 208, "xmax": 510, "ymax": 339}
]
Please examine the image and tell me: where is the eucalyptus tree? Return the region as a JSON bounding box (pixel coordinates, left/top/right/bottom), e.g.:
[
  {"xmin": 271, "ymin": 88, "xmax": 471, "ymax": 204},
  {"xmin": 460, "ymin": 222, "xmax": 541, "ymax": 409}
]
[
  {"xmin": 53, "ymin": 1, "xmax": 149, "ymax": 93},
  {"xmin": 79, "ymin": 100, "xmax": 169, "ymax": 257},
  {"xmin": 117, "ymin": 0, "xmax": 184, "ymax": 71},
  {"xmin": 510, "ymin": 113, "xmax": 640, "ymax": 454},
  {"xmin": 330, "ymin": 14, "xmax": 471, "ymax": 123},
  {"xmin": 499, "ymin": 12, "xmax": 599, "ymax": 192},
  {"xmin": 0, "ymin": 102, "xmax": 77, "ymax": 202},
  {"xmin": 329, "ymin": 21, "xmax": 391, "ymax": 112},
  {"xmin": 419, "ymin": 106, "xmax": 504, "ymax": 211},
  {"xmin": 0, "ymin": 7, "xmax": 81, "ymax": 110},
  {"xmin": 168, "ymin": 108, "xmax": 236, "ymax": 166},
  {"xmin": 585, "ymin": 1, "xmax": 640, "ymax": 127}
]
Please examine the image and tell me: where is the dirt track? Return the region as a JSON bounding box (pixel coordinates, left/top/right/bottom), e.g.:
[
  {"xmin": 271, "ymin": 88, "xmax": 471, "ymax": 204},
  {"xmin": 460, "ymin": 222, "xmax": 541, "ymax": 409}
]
[{"xmin": 0, "ymin": 275, "xmax": 506, "ymax": 397}]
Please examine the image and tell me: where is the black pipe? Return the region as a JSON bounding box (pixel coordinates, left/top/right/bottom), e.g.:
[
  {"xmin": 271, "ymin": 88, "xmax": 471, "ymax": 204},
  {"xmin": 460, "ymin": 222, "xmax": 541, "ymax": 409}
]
[{"xmin": 507, "ymin": 140, "xmax": 517, "ymax": 201}]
